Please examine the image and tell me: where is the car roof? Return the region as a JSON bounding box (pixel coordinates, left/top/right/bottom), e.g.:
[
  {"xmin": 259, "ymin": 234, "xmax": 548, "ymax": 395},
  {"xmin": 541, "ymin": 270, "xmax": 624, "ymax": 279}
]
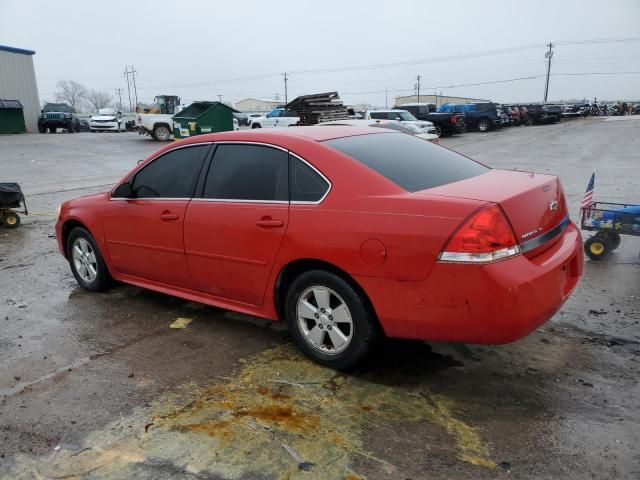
[
  {"xmin": 176, "ymin": 126, "xmax": 390, "ymax": 144},
  {"xmin": 367, "ymin": 109, "xmax": 408, "ymax": 112}
]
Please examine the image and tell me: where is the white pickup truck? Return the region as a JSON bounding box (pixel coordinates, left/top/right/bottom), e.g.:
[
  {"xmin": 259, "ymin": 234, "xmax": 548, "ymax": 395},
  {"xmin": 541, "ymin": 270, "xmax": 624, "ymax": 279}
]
[
  {"xmin": 137, "ymin": 113, "xmax": 174, "ymax": 141},
  {"xmin": 250, "ymin": 108, "xmax": 299, "ymax": 128}
]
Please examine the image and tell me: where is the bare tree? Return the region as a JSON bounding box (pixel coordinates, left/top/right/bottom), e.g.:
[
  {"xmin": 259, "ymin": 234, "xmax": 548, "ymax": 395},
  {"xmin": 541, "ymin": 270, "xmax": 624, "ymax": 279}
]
[
  {"xmin": 55, "ymin": 80, "xmax": 87, "ymax": 112},
  {"xmin": 86, "ymin": 90, "xmax": 113, "ymax": 112}
]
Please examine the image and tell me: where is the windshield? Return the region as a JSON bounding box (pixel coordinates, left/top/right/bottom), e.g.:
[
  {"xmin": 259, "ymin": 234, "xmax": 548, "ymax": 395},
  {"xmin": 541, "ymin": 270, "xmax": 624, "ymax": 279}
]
[
  {"xmin": 396, "ymin": 111, "xmax": 417, "ymax": 121},
  {"xmin": 44, "ymin": 104, "xmax": 70, "ymax": 112},
  {"xmin": 325, "ymin": 133, "xmax": 487, "ymax": 192}
]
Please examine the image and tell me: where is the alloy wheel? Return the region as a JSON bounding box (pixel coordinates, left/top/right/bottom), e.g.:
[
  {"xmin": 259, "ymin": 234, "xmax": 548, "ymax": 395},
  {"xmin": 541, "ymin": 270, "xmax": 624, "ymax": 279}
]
[
  {"xmin": 296, "ymin": 286, "xmax": 353, "ymax": 355},
  {"xmin": 72, "ymin": 237, "xmax": 98, "ymax": 283}
]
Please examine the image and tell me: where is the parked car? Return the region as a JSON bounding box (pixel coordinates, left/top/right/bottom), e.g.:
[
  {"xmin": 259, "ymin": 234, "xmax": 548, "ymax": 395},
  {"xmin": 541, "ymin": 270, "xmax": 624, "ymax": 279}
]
[
  {"xmin": 394, "ymin": 103, "xmax": 466, "ymax": 136},
  {"xmin": 234, "ymin": 112, "xmax": 249, "ymax": 127},
  {"xmin": 38, "ymin": 103, "xmax": 81, "ymax": 133},
  {"xmin": 250, "ymin": 108, "xmax": 299, "ymax": 128},
  {"xmin": 503, "ymin": 106, "xmax": 521, "ymax": 125},
  {"xmin": 90, "ymin": 108, "xmax": 125, "ymax": 132},
  {"xmin": 55, "ymin": 127, "xmax": 583, "ymax": 369},
  {"xmin": 437, "ymin": 103, "xmax": 502, "ymax": 132},
  {"xmin": 318, "ymin": 119, "xmax": 439, "ymax": 142},
  {"xmin": 246, "ymin": 113, "xmax": 263, "ymax": 125},
  {"xmin": 524, "ymin": 105, "xmax": 559, "ymax": 125},
  {"xmin": 543, "ymin": 105, "xmax": 563, "ymax": 123},
  {"xmin": 77, "ymin": 118, "xmax": 90, "ymax": 132},
  {"xmin": 363, "ymin": 109, "xmax": 434, "ymax": 133}
]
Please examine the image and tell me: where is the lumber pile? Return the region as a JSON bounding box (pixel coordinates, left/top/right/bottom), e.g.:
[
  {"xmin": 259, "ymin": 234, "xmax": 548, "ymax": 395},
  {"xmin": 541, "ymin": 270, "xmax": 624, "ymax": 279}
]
[{"xmin": 285, "ymin": 92, "xmax": 349, "ymax": 125}]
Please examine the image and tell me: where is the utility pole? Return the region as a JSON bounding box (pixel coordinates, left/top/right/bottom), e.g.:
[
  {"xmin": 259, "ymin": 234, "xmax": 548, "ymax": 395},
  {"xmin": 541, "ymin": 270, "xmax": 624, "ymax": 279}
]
[
  {"xmin": 416, "ymin": 75, "xmax": 421, "ymax": 103},
  {"xmin": 217, "ymin": 94, "xmax": 223, "ymax": 102},
  {"xmin": 385, "ymin": 86, "xmax": 388, "ymax": 108},
  {"xmin": 282, "ymin": 72, "xmax": 289, "ymax": 105},
  {"xmin": 114, "ymin": 88, "xmax": 124, "ymax": 112},
  {"xmin": 124, "ymin": 66, "xmax": 138, "ymax": 112},
  {"xmin": 123, "ymin": 67, "xmax": 132, "ymax": 112},
  {"xmin": 543, "ymin": 43, "xmax": 554, "ymax": 103}
]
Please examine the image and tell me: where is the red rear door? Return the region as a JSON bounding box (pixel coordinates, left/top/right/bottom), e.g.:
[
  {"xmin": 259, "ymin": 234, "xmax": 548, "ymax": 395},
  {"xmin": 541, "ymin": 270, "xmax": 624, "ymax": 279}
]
[{"xmin": 184, "ymin": 143, "xmax": 289, "ymax": 305}]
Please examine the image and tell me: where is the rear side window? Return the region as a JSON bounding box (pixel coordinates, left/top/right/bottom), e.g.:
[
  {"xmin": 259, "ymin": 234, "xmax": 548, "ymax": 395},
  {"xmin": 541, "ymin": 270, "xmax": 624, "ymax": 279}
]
[
  {"xmin": 325, "ymin": 133, "xmax": 487, "ymax": 192},
  {"xmin": 290, "ymin": 156, "xmax": 329, "ymax": 202},
  {"xmin": 131, "ymin": 145, "xmax": 208, "ymax": 198},
  {"xmin": 204, "ymin": 144, "xmax": 288, "ymax": 201}
]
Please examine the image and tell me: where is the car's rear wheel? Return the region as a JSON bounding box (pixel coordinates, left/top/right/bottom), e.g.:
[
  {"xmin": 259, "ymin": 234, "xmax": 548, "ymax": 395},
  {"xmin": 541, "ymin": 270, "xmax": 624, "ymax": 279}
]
[
  {"xmin": 284, "ymin": 270, "xmax": 380, "ymax": 370},
  {"xmin": 153, "ymin": 125, "xmax": 171, "ymax": 141},
  {"xmin": 66, "ymin": 227, "xmax": 112, "ymax": 291},
  {"xmin": 584, "ymin": 236, "xmax": 610, "ymax": 260},
  {"xmin": 252, "ymin": 123, "xmax": 261, "ymax": 129},
  {"xmin": 478, "ymin": 119, "xmax": 490, "ymax": 132}
]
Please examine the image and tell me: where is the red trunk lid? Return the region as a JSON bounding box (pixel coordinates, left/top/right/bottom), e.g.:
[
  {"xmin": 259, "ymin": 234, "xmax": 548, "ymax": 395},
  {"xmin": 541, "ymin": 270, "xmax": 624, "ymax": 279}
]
[{"xmin": 417, "ymin": 169, "xmax": 568, "ymax": 246}]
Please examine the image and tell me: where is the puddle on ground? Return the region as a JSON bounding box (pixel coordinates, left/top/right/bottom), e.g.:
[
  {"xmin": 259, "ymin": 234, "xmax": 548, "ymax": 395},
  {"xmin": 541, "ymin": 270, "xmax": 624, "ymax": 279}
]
[{"xmin": 9, "ymin": 345, "xmax": 495, "ymax": 479}]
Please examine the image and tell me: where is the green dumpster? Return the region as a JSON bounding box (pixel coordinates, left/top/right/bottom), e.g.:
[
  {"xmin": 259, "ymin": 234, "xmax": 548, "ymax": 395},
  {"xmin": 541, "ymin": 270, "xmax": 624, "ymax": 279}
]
[
  {"xmin": 172, "ymin": 101, "xmax": 238, "ymax": 139},
  {"xmin": 0, "ymin": 99, "xmax": 26, "ymax": 134}
]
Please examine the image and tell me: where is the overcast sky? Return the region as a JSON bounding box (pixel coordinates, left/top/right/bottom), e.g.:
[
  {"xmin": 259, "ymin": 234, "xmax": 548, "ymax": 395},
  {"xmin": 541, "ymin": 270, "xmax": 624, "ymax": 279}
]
[{"xmin": 1, "ymin": 0, "xmax": 639, "ymax": 109}]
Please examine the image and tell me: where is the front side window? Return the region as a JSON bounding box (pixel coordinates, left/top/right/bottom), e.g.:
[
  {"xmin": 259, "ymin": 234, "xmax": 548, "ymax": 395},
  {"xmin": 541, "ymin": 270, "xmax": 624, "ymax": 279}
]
[
  {"xmin": 130, "ymin": 145, "xmax": 208, "ymax": 198},
  {"xmin": 290, "ymin": 156, "xmax": 330, "ymax": 202},
  {"xmin": 204, "ymin": 144, "xmax": 288, "ymax": 201},
  {"xmin": 397, "ymin": 111, "xmax": 417, "ymax": 121}
]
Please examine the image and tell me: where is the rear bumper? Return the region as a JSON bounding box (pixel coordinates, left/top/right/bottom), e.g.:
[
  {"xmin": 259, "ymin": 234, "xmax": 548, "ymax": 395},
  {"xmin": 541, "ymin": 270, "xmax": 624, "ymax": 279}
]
[{"xmin": 355, "ymin": 221, "xmax": 583, "ymax": 343}]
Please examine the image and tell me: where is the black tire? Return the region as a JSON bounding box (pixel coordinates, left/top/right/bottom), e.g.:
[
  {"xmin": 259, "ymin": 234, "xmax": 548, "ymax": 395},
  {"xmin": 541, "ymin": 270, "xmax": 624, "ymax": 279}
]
[
  {"xmin": 584, "ymin": 236, "xmax": 610, "ymax": 261},
  {"xmin": 66, "ymin": 122, "xmax": 76, "ymax": 133},
  {"xmin": 38, "ymin": 122, "xmax": 46, "ymax": 133},
  {"xmin": 3, "ymin": 211, "xmax": 20, "ymax": 229},
  {"xmin": 48, "ymin": 127, "xmax": 56, "ymax": 133},
  {"xmin": 526, "ymin": 117, "xmax": 534, "ymax": 126},
  {"xmin": 284, "ymin": 270, "xmax": 380, "ymax": 370},
  {"xmin": 434, "ymin": 125, "xmax": 443, "ymax": 136},
  {"xmin": 478, "ymin": 119, "xmax": 490, "ymax": 132},
  {"xmin": 604, "ymin": 231, "xmax": 622, "ymax": 250},
  {"xmin": 252, "ymin": 123, "xmax": 262, "ymax": 129},
  {"xmin": 153, "ymin": 125, "xmax": 171, "ymax": 141},
  {"xmin": 66, "ymin": 227, "xmax": 112, "ymax": 291}
]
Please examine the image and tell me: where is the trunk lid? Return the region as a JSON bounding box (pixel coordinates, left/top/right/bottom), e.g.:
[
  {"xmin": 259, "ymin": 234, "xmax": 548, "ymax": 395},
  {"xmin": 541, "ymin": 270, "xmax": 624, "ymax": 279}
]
[{"xmin": 416, "ymin": 169, "xmax": 568, "ymax": 248}]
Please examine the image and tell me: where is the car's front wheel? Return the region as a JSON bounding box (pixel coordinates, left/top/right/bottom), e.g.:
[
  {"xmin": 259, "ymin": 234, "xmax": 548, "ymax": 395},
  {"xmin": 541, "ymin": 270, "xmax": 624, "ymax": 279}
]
[
  {"xmin": 66, "ymin": 227, "xmax": 112, "ymax": 291},
  {"xmin": 285, "ymin": 270, "xmax": 380, "ymax": 370}
]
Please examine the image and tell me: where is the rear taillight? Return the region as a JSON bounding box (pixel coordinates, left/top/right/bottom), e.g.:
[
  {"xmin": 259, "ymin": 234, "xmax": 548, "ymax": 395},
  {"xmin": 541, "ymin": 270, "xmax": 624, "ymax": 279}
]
[
  {"xmin": 451, "ymin": 115, "xmax": 458, "ymax": 124},
  {"xmin": 439, "ymin": 204, "xmax": 520, "ymax": 263}
]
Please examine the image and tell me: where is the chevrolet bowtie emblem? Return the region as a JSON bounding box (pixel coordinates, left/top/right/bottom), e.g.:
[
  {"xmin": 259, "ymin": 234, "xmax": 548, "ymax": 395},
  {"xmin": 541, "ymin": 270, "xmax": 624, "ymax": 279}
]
[{"xmin": 549, "ymin": 200, "xmax": 559, "ymax": 211}]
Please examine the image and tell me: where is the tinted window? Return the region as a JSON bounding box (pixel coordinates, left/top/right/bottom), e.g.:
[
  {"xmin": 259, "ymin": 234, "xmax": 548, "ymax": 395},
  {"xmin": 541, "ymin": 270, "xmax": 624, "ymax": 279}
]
[
  {"xmin": 204, "ymin": 144, "xmax": 288, "ymax": 201},
  {"xmin": 131, "ymin": 145, "xmax": 208, "ymax": 198},
  {"xmin": 325, "ymin": 133, "xmax": 487, "ymax": 192},
  {"xmin": 369, "ymin": 112, "xmax": 391, "ymax": 120},
  {"xmin": 290, "ymin": 156, "xmax": 329, "ymax": 202}
]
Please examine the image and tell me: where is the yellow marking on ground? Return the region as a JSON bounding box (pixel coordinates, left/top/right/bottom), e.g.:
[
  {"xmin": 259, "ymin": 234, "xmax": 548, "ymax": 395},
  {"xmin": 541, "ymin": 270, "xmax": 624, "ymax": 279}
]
[
  {"xmin": 169, "ymin": 317, "xmax": 193, "ymax": 329},
  {"xmin": 7, "ymin": 345, "xmax": 495, "ymax": 479}
]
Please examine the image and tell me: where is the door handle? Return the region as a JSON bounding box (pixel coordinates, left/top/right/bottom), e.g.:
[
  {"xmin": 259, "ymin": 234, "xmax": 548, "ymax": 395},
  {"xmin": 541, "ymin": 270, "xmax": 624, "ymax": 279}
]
[
  {"xmin": 256, "ymin": 218, "xmax": 284, "ymax": 228},
  {"xmin": 159, "ymin": 211, "xmax": 179, "ymax": 221}
]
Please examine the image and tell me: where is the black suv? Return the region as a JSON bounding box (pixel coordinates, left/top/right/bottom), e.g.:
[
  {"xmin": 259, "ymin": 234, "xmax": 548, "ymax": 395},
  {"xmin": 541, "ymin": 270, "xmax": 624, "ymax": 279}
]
[{"xmin": 38, "ymin": 103, "xmax": 81, "ymax": 133}]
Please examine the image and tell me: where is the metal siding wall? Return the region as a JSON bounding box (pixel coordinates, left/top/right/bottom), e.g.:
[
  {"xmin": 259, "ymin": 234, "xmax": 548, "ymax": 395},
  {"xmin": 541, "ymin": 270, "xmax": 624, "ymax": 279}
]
[{"xmin": 0, "ymin": 50, "xmax": 40, "ymax": 132}]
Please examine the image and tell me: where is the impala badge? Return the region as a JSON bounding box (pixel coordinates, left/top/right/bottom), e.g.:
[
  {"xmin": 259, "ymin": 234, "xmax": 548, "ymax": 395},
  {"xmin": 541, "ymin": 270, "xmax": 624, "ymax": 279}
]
[{"xmin": 549, "ymin": 200, "xmax": 558, "ymax": 211}]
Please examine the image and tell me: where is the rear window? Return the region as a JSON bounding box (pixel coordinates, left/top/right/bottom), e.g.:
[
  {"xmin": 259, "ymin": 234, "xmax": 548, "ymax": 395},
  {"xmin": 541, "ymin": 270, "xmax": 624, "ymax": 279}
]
[{"xmin": 324, "ymin": 133, "xmax": 488, "ymax": 192}]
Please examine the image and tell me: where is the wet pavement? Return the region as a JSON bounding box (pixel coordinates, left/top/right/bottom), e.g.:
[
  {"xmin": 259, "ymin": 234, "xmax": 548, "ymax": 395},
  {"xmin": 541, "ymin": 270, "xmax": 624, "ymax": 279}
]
[{"xmin": 1, "ymin": 120, "xmax": 639, "ymax": 479}]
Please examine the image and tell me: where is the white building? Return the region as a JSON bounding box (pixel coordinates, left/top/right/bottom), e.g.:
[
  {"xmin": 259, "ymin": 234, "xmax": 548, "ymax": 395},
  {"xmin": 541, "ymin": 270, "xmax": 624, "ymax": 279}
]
[
  {"xmin": 0, "ymin": 45, "xmax": 40, "ymax": 132},
  {"xmin": 395, "ymin": 94, "xmax": 489, "ymax": 108},
  {"xmin": 234, "ymin": 98, "xmax": 281, "ymax": 113}
]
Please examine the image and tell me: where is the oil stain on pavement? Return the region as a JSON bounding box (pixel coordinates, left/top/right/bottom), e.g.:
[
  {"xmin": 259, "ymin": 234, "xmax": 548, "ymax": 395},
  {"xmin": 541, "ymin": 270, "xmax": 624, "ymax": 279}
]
[{"xmin": 7, "ymin": 345, "xmax": 494, "ymax": 479}]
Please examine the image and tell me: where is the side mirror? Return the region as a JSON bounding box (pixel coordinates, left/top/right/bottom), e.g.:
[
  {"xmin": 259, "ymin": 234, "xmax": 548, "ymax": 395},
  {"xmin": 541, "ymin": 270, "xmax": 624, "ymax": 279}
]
[{"xmin": 112, "ymin": 182, "xmax": 133, "ymax": 198}]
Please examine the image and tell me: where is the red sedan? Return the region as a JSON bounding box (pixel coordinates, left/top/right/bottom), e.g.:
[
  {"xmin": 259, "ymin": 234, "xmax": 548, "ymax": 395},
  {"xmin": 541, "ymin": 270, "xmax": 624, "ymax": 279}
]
[{"xmin": 55, "ymin": 127, "xmax": 583, "ymax": 369}]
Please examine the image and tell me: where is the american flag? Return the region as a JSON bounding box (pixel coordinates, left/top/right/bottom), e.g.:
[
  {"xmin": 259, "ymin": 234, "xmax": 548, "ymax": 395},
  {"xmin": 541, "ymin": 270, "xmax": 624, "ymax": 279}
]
[{"xmin": 581, "ymin": 171, "xmax": 595, "ymax": 209}]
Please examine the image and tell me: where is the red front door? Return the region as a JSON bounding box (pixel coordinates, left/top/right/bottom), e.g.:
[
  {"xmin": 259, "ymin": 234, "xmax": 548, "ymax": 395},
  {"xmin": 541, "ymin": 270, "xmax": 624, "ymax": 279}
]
[{"xmin": 103, "ymin": 199, "xmax": 192, "ymax": 287}]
